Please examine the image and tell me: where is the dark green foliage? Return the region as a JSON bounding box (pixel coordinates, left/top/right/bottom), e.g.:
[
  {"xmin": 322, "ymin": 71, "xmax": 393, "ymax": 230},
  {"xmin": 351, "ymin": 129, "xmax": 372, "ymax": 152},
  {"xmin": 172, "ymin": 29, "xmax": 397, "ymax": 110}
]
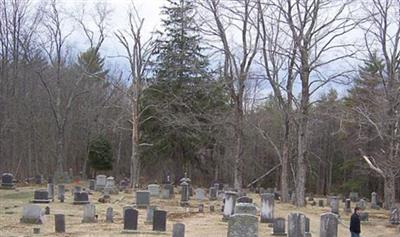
[
  {"xmin": 77, "ymin": 47, "xmax": 108, "ymax": 81},
  {"xmin": 88, "ymin": 136, "xmax": 113, "ymax": 171}
]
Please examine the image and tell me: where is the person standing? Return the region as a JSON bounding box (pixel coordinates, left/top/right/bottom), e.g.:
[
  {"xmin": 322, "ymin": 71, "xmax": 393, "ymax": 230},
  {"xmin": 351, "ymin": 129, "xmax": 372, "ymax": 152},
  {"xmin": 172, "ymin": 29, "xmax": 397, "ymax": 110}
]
[{"xmin": 350, "ymin": 207, "xmax": 361, "ymax": 237}]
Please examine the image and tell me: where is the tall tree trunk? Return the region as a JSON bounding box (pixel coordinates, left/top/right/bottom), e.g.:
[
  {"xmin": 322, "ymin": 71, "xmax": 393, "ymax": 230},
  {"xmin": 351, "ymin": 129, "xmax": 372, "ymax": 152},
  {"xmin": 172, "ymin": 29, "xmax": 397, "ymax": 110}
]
[
  {"xmin": 281, "ymin": 139, "xmax": 290, "ymax": 202},
  {"xmin": 384, "ymin": 175, "xmax": 396, "ymax": 209},
  {"xmin": 233, "ymin": 100, "xmax": 243, "ymax": 190},
  {"xmin": 130, "ymin": 95, "xmax": 139, "ymax": 189}
]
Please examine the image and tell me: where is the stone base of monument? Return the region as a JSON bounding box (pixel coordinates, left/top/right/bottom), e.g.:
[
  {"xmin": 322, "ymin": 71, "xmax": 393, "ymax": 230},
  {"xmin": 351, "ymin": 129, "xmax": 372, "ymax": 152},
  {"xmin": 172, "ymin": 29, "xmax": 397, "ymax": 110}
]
[
  {"xmin": 121, "ymin": 230, "xmax": 170, "ymax": 235},
  {"xmin": 20, "ymin": 217, "xmax": 43, "ymax": 224},
  {"xmin": 31, "ymin": 199, "xmax": 50, "ymax": 204},
  {"xmin": 73, "ymin": 200, "xmax": 90, "ymax": 205}
]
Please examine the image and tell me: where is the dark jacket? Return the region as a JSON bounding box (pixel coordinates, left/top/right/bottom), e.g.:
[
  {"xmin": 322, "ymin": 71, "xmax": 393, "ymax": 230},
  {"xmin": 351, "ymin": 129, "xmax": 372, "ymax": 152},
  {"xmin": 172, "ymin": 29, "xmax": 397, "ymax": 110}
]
[{"xmin": 350, "ymin": 213, "xmax": 361, "ymax": 233}]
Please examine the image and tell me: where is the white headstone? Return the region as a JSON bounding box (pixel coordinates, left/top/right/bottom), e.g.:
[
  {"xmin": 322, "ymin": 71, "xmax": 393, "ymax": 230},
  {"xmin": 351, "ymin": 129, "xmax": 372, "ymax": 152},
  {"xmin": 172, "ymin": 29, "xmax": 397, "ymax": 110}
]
[
  {"xmin": 20, "ymin": 204, "xmax": 44, "ymax": 224},
  {"xmin": 195, "ymin": 188, "xmax": 206, "ymax": 201}
]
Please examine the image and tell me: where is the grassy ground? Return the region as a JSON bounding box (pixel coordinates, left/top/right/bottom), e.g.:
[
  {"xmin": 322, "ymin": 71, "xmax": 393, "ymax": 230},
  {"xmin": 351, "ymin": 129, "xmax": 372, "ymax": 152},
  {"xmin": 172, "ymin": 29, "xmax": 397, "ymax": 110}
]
[{"xmin": 0, "ymin": 183, "xmax": 399, "ymax": 237}]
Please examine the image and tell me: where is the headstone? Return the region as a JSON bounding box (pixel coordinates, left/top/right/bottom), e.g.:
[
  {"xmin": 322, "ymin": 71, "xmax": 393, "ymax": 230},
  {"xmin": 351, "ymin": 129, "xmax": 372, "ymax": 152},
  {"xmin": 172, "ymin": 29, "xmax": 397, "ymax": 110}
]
[
  {"xmin": 47, "ymin": 183, "xmax": 54, "ymax": 200},
  {"xmin": 153, "ymin": 210, "xmax": 167, "ymax": 232},
  {"xmin": 272, "ymin": 218, "xmax": 286, "ymax": 236},
  {"xmin": 320, "ymin": 213, "xmax": 338, "ymax": 237},
  {"xmin": 73, "ymin": 191, "xmax": 90, "ymax": 205},
  {"xmin": 45, "ymin": 206, "xmax": 50, "ymax": 215},
  {"xmin": 389, "ymin": 207, "xmax": 400, "ymax": 225},
  {"xmin": 1, "ymin": 173, "xmax": 15, "ymax": 189},
  {"xmin": 180, "ymin": 182, "xmax": 189, "ymax": 206},
  {"xmin": 20, "ymin": 204, "xmax": 44, "ymax": 224},
  {"xmin": 95, "ymin": 174, "xmax": 107, "ymax": 191},
  {"xmin": 356, "ymin": 199, "xmax": 366, "ymax": 210},
  {"xmin": 344, "ymin": 199, "xmax": 351, "ymax": 213},
  {"xmin": 89, "ymin": 179, "xmax": 95, "ymax": 191},
  {"xmin": 371, "ymin": 192, "xmax": 379, "ymax": 209},
  {"xmin": 145, "ymin": 206, "xmax": 157, "ymax": 224},
  {"xmin": 74, "ymin": 186, "xmax": 81, "ymax": 194},
  {"xmin": 106, "ymin": 207, "xmax": 113, "ymax": 223},
  {"xmin": 104, "ymin": 176, "xmax": 118, "ymax": 194},
  {"xmin": 330, "ymin": 196, "xmax": 339, "ymax": 214},
  {"xmin": 349, "ymin": 192, "xmax": 359, "ymax": 202},
  {"xmin": 35, "ymin": 175, "xmax": 43, "ymax": 185},
  {"xmin": 223, "ymin": 191, "xmax": 238, "ymax": 220},
  {"xmin": 148, "ymin": 184, "xmax": 160, "ymax": 197},
  {"xmin": 33, "ymin": 227, "xmax": 40, "ymax": 234},
  {"xmin": 235, "ymin": 203, "xmax": 257, "ymax": 215},
  {"xmin": 57, "ymin": 184, "xmax": 65, "ymax": 202},
  {"xmin": 119, "ymin": 179, "xmax": 129, "ymax": 191},
  {"xmin": 33, "ymin": 189, "xmax": 50, "ymax": 203},
  {"xmin": 209, "ymin": 187, "xmax": 217, "ymax": 201},
  {"xmin": 210, "ymin": 205, "xmax": 215, "ymax": 212},
  {"xmin": 288, "ymin": 212, "xmax": 306, "ymax": 237},
  {"xmin": 195, "ymin": 188, "xmax": 206, "ymax": 201},
  {"xmin": 136, "ymin": 191, "xmax": 150, "ymax": 208},
  {"xmin": 304, "ymin": 217, "xmax": 311, "ymax": 237},
  {"xmin": 161, "ymin": 185, "xmax": 171, "ymax": 199},
  {"xmin": 172, "ymin": 223, "xmax": 185, "ymax": 237},
  {"xmin": 82, "ymin": 204, "xmax": 97, "ymax": 223},
  {"xmin": 237, "ymin": 196, "xmax": 253, "ymax": 204},
  {"xmin": 261, "ymin": 193, "xmax": 274, "ymax": 223},
  {"xmin": 55, "ymin": 214, "xmax": 65, "ymax": 233},
  {"xmin": 198, "ymin": 204, "xmax": 204, "ymax": 213},
  {"xmin": 227, "ymin": 213, "xmax": 258, "ymax": 237},
  {"xmin": 123, "ymin": 207, "xmax": 138, "ymax": 231},
  {"xmin": 359, "ymin": 212, "xmax": 369, "ymax": 222},
  {"xmin": 318, "ymin": 200, "xmax": 324, "ymax": 207}
]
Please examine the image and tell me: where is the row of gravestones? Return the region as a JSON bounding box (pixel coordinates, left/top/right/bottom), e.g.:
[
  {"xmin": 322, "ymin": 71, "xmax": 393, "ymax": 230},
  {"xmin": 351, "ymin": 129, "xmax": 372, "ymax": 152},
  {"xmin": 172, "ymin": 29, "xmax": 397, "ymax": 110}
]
[{"xmin": 32, "ymin": 184, "xmax": 91, "ymax": 204}]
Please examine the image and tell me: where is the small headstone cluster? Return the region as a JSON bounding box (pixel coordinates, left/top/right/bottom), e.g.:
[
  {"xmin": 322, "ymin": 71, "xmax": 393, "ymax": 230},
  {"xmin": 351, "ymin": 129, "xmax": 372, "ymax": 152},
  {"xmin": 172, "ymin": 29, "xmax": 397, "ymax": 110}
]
[
  {"xmin": 1, "ymin": 173, "xmax": 15, "ymax": 189},
  {"xmin": 122, "ymin": 206, "xmax": 168, "ymax": 233}
]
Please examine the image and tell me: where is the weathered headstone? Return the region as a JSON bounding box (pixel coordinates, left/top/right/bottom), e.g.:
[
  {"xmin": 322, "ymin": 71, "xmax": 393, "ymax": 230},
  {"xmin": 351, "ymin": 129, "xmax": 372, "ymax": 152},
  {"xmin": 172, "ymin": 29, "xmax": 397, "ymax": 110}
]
[
  {"xmin": 318, "ymin": 200, "xmax": 324, "ymax": 207},
  {"xmin": 47, "ymin": 183, "xmax": 54, "ymax": 200},
  {"xmin": 74, "ymin": 186, "xmax": 81, "ymax": 194},
  {"xmin": 288, "ymin": 212, "xmax": 306, "ymax": 237},
  {"xmin": 227, "ymin": 213, "xmax": 258, "ymax": 237},
  {"xmin": 89, "ymin": 179, "xmax": 95, "ymax": 191},
  {"xmin": 1, "ymin": 173, "xmax": 15, "ymax": 189},
  {"xmin": 95, "ymin": 174, "xmax": 107, "ymax": 191},
  {"xmin": 123, "ymin": 207, "xmax": 138, "ymax": 231},
  {"xmin": 272, "ymin": 218, "xmax": 286, "ymax": 236},
  {"xmin": 33, "ymin": 189, "xmax": 50, "ymax": 203},
  {"xmin": 20, "ymin": 204, "xmax": 44, "ymax": 224},
  {"xmin": 237, "ymin": 196, "xmax": 253, "ymax": 204},
  {"xmin": 161, "ymin": 185, "xmax": 171, "ymax": 199},
  {"xmin": 195, "ymin": 188, "xmax": 206, "ymax": 201},
  {"xmin": 82, "ymin": 204, "xmax": 97, "ymax": 223},
  {"xmin": 349, "ymin": 192, "xmax": 359, "ymax": 202},
  {"xmin": 344, "ymin": 199, "xmax": 351, "ymax": 213},
  {"xmin": 320, "ymin": 213, "xmax": 338, "ymax": 237},
  {"xmin": 210, "ymin": 205, "xmax": 215, "ymax": 212},
  {"xmin": 330, "ymin": 196, "xmax": 339, "ymax": 214},
  {"xmin": 356, "ymin": 199, "xmax": 366, "ymax": 210},
  {"xmin": 223, "ymin": 191, "xmax": 238, "ymax": 221},
  {"xmin": 45, "ymin": 206, "xmax": 50, "ymax": 215},
  {"xmin": 73, "ymin": 191, "xmax": 90, "ymax": 205},
  {"xmin": 235, "ymin": 203, "xmax": 257, "ymax": 215},
  {"xmin": 389, "ymin": 207, "xmax": 400, "ymax": 225},
  {"xmin": 145, "ymin": 206, "xmax": 157, "ymax": 224},
  {"xmin": 371, "ymin": 192, "xmax": 379, "ymax": 209},
  {"xmin": 261, "ymin": 193, "xmax": 274, "ymax": 223},
  {"xmin": 180, "ymin": 182, "xmax": 189, "ymax": 206},
  {"xmin": 198, "ymin": 204, "xmax": 204, "ymax": 213},
  {"xmin": 148, "ymin": 184, "xmax": 160, "ymax": 197},
  {"xmin": 33, "ymin": 227, "xmax": 40, "ymax": 234},
  {"xmin": 172, "ymin": 223, "xmax": 185, "ymax": 237},
  {"xmin": 153, "ymin": 210, "xmax": 167, "ymax": 232},
  {"xmin": 304, "ymin": 217, "xmax": 311, "ymax": 237},
  {"xmin": 119, "ymin": 179, "xmax": 129, "ymax": 191},
  {"xmin": 55, "ymin": 214, "xmax": 65, "ymax": 233},
  {"xmin": 57, "ymin": 184, "xmax": 65, "ymax": 202},
  {"xmin": 104, "ymin": 176, "xmax": 118, "ymax": 195},
  {"xmin": 106, "ymin": 207, "xmax": 113, "ymax": 223},
  {"xmin": 359, "ymin": 212, "xmax": 369, "ymax": 222},
  {"xmin": 209, "ymin": 187, "xmax": 217, "ymax": 201},
  {"xmin": 136, "ymin": 191, "xmax": 150, "ymax": 208}
]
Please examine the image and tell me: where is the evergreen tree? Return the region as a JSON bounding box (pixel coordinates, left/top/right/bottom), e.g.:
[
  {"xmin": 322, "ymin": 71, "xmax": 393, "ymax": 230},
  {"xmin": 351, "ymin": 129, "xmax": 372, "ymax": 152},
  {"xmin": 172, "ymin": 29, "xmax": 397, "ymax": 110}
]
[{"xmin": 88, "ymin": 136, "xmax": 113, "ymax": 172}]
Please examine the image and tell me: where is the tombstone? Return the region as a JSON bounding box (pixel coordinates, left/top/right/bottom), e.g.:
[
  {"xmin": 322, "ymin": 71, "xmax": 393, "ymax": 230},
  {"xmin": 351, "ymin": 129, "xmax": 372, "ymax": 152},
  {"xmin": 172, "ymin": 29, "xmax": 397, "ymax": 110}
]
[
  {"xmin": 119, "ymin": 179, "xmax": 129, "ymax": 191},
  {"xmin": 161, "ymin": 185, "xmax": 171, "ymax": 199},
  {"xmin": 136, "ymin": 191, "xmax": 150, "ymax": 208},
  {"xmin": 73, "ymin": 191, "xmax": 90, "ymax": 205},
  {"xmin": 104, "ymin": 176, "xmax": 118, "ymax": 195},
  {"xmin": 55, "ymin": 214, "xmax": 65, "ymax": 233},
  {"xmin": 304, "ymin": 217, "xmax": 311, "ymax": 237},
  {"xmin": 320, "ymin": 213, "xmax": 338, "ymax": 237},
  {"xmin": 210, "ymin": 205, "xmax": 215, "ymax": 212},
  {"xmin": 33, "ymin": 227, "xmax": 40, "ymax": 234},
  {"xmin": 344, "ymin": 199, "xmax": 351, "ymax": 213},
  {"xmin": 148, "ymin": 184, "xmax": 160, "ymax": 197},
  {"xmin": 45, "ymin": 206, "xmax": 50, "ymax": 215},
  {"xmin": 180, "ymin": 182, "xmax": 189, "ymax": 207},
  {"xmin": 318, "ymin": 200, "xmax": 324, "ymax": 207},
  {"xmin": 172, "ymin": 223, "xmax": 185, "ymax": 237},
  {"xmin": 330, "ymin": 196, "xmax": 339, "ymax": 214},
  {"xmin": 359, "ymin": 212, "xmax": 369, "ymax": 222},
  {"xmin": 371, "ymin": 192, "xmax": 379, "ymax": 209},
  {"xmin": 89, "ymin": 179, "xmax": 95, "ymax": 191},
  {"xmin": 272, "ymin": 218, "xmax": 286, "ymax": 236},
  {"xmin": 95, "ymin": 174, "xmax": 107, "ymax": 191},
  {"xmin": 1, "ymin": 173, "xmax": 15, "ymax": 189},
  {"xmin": 123, "ymin": 207, "xmax": 138, "ymax": 231},
  {"xmin": 33, "ymin": 189, "xmax": 50, "ymax": 203},
  {"xmin": 237, "ymin": 196, "xmax": 253, "ymax": 204},
  {"xmin": 82, "ymin": 204, "xmax": 97, "ymax": 223},
  {"xmin": 287, "ymin": 213, "xmax": 306, "ymax": 237},
  {"xmin": 74, "ymin": 186, "xmax": 81, "ymax": 194},
  {"xmin": 214, "ymin": 183, "xmax": 220, "ymax": 195},
  {"xmin": 389, "ymin": 207, "xmax": 400, "ymax": 225},
  {"xmin": 261, "ymin": 193, "xmax": 274, "ymax": 223},
  {"xmin": 197, "ymin": 204, "xmax": 204, "ymax": 213},
  {"xmin": 194, "ymin": 188, "xmax": 206, "ymax": 201},
  {"xmin": 47, "ymin": 183, "xmax": 54, "ymax": 200},
  {"xmin": 227, "ymin": 213, "xmax": 258, "ymax": 237},
  {"xmin": 35, "ymin": 175, "xmax": 43, "ymax": 185},
  {"xmin": 145, "ymin": 206, "xmax": 157, "ymax": 224},
  {"xmin": 356, "ymin": 199, "xmax": 366, "ymax": 210},
  {"xmin": 223, "ymin": 191, "xmax": 238, "ymax": 221},
  {"xmin": 57, "ymin": 184, "xmax": 65, "ymax": 202},
  {"xmin": 209, "ymin": 187, "xmax": 217, "ymax": 201},
  {"xmin": 20, "ymin": 204, "xmax": 44, "ymax": 224},
  {"xmin": 349, "ymin": 192, "xmax": 359, "ymax": 202},
  {"xmin": 153, "ymin": 210, "xmax": 167, "ymax": 232},
  {"xmin": 235, "ymin": 203, "xmax": 257, "ymax": 215}
]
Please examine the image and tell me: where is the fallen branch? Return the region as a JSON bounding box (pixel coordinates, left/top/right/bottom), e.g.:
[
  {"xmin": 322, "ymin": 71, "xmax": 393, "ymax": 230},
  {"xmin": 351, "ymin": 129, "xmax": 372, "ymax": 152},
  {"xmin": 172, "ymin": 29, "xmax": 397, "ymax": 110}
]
[{"xmin": 246, "ymin": 164, "xmax": 281, "ymax": 188}]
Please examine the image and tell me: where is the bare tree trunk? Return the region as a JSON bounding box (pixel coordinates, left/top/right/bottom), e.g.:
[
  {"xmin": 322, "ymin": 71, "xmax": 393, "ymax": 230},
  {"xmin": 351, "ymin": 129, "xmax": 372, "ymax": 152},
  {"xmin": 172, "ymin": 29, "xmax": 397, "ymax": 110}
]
[{"xmin": 384, "ymin": 175, "xmax": 396, "ymax": 209}]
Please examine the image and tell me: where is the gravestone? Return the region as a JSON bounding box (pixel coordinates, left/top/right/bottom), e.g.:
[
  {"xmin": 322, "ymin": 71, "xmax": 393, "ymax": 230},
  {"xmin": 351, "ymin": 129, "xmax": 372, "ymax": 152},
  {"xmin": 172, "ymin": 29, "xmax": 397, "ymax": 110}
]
[
  {"xmin": 57, "ymin": 184, "xmax": 65, "ymax": 202},
  {"xmin": 95, "ymin": 175, "xmax": 107, "ymax": 191},
  {"xmin": 304, "ymin": 217, "xmax": 311, "ymax": 237},
  {"xmin": 371, "ymin": 192, "xmax": 379, "ymax": 209},
  {"xmin": 223, "ymin": 191, "xmax": 238, "ymax": 221},
  {"xmin": 210, "ymin": 205, "xmax": 215, "ymax": 212},
  {"xmin": 356, "ymin": 199, "xmax": 366, "ymax": 210},
  {"xmin": 272, "ymin": 218, "xmax": 286, "ymax": 236},
  {"xmin": 198, "ymin": 204, "xmax": 204, "ymax": 213},
  {"xmin": 136, "ymin": 191, "xmax": 150, "ymax": 208},
  {"xmin": 227, "ymin": 213, "xmax": 258, "ymax": 237},
  {"xmin": 389, "ymin": 207, "xmax": 400, "ymax": 225},
  {"xmin": 349, "ymin": 192, "xmax": 359, "ymax": 202},
  {"xmin": 148, "ymin": 184, "xmax": 160, "ymax": 197},
  {"xmin": 145, "ymin": 206, "xmax": 157, "ymax": 224},
  {"xmin": 55, "ymin": 214, "xmax": 65, "ymax": 233},
  {"xmin": 1, "ymin": 173, "xmax": 14, "ymax": 189},
  {"xmin": 320, "ymin": 213, "xmax": 338, "ymax": 237},
  {"xmin": 74, "ymin": 186, "xmax": 81, "ymax": 194},
  {"xmin": 344, "ymin": 199, "xmax": 351, "ymax": 213},
  {"xmin": 172, "ymin": 223, "xmax": 185, "ymax": 237},
  {"xmin": 209, "ymin": 187, "xmax": 217, "ymax": 201},
  {"xmin": 123, "ymin": 207, "xmax": 138, "ymax": 231},
  {"xmin": 153, "ymin": 210, "xmax": 167, "ymax": 232},
  {"xmin": 237, "ymin": 196, "xmax": 253, "ymax": 204},
  {"xmin": 195, "ymin": 188, "xmax": 206, "ymax": 201},
  {"xmin": 33, "ymin": 227, "xmax": 40, "ymax": 234},
  {"xmin": 318, "ymin": 200, "xmax": 324, "ymax": 207},
  {"xmin": 20, "ymin": 204, "xmax": 44, "ymax": 224},
  {"xmin": 73, "ymin": 191, "xmax": 90, "ymax": 205},
  {"xmin": 235, "ymin": 203, "xmax": 257, "ymax": 215},
  {"xmin": 161, "ymin": 185, "xmax": 171, "ymax": 199},
  {"xmin": 119, "ymin": 179, "xmax": 129, "ymax": 191},
  {"xmin": 104, "ymin": 176, "xmax": 118, "ymax": 195},
  {"xmin": 35, "ymin": 175, "xmax": 43, "ymax": 185},
  {"xmin": 261, "ymin": 193, "xmax": 274, "ymax": 223},
  {"xmin": 180, "ymin": 182, "xmax": 189, "ymax": 206},
  {"xmin": 330, "ymin": 196, "xmax": 339, "ymax": 214},
  {"xmin": 82, "ymin": 204, "xmax": 97, "ymax": 223},
  {"xmin": 33, "ymin": 190, "xmax": 50, "ymax": 203},
  {"xmin": 45, "ymin": 206, "xmax": 50, "ymax": 215},
  {"xmin": 359, "ymin": 212, "xmax": 369, "ymax": 222},
  {"xmin": 106, "ymin": 207, "xmax": 113, "ymax": 223},
  {"xmin": 47, "ymin": 183, "xmax": 54, "ymax": 200},
  {"xmin": 288, "ymin": 212, "xmax": 306, "ymax": 237},
  {"xmin": 89, "ymin": 179, "xmax": 95, "ymax": 191}
]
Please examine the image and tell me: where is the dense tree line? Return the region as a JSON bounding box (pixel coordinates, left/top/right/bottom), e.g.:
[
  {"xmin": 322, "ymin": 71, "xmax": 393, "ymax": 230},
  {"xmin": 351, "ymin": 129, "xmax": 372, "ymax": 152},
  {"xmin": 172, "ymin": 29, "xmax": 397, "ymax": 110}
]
[{"xmin": 0, "ymin": 0, "xmax": 399, "ymax": 208}]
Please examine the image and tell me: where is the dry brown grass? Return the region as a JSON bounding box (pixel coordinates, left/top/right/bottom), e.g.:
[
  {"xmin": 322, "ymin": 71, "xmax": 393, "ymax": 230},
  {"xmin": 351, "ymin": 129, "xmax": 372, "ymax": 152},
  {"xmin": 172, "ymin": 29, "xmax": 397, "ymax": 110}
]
[{"xmin": 0, "ymin": 184, "xmax": 399, "ymax": 237}]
